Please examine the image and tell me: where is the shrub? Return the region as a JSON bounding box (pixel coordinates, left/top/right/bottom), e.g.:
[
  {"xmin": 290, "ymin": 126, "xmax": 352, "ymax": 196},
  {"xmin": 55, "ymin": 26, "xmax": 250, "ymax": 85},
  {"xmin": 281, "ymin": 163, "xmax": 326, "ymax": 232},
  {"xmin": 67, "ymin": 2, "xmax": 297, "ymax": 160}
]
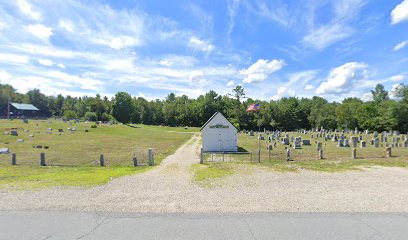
[
  {"xmin": 91, "ymin": 124, "xmax": 97, "ymax": 128},
  {"xmin": 64, "ymin": 110, "xmax": 77, "ymax": 120},
  {"xmin": 84, "ymin": 112, "xmax": 97, "ymax": 121}
]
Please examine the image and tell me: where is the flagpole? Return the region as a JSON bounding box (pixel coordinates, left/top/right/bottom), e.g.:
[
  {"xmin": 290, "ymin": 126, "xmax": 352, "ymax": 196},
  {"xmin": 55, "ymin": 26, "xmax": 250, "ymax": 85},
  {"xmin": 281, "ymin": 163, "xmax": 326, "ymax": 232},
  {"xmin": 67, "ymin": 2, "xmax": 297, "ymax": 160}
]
[{"xmin": 258, "ymin": 117, "xmax": 261, "ymax": 163}]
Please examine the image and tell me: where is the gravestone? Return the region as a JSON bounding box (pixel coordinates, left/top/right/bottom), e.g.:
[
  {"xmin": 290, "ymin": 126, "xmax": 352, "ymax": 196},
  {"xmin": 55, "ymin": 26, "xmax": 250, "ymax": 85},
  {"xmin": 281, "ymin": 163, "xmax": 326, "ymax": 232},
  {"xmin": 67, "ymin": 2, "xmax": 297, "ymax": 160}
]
[
  {"xmin": 58, "ymin": 129, "xmax": 64, "ymax": 133},
  {"xmin": 3, "ymin": 131, "xmax": 9, "ymax": 135},
  {"xmin": 302, "ymin": 140, "xmax": 311, "ymax": 146},
  {"xmin": 282, "ymin": 138, "xmax": 290, "ymax": 145},
  {"xmin": 22, "ymin": 119, "xmax": 28, "ymax": 124},
  {"xmin": 332, "ymin": 135, "xmax": 338, "ymax": 142},
  {"xmin": 17, "ymin": 139, "xmax": 24, "ymax": 142},
  {"xmin": 317, "ymin": 142, "xmax": 323, "ymax": 151},
  {"xmin": 0, "ymin": 148, "xmax": 9, "ymax": 154},
  {"xmin": 29, "ymin": 134, "xmax": 34, "ymax": 138},
  {"xmin": 338, "ymin": 139, "xmax": 344, "ymax": 147},
  {"xmin": 361, "ymin": 141, "xmax": 366, "ymax": 148},
  {"xmin": 294, "ymin": 141, "xmax": 302, "ymax": 149},
  {"xmin": 249, "ymin": 130, "xmax": 254, "ymax": 136},
  {"xmin": 374, "ymin": 138, "xmax": 379, "ymax": 148},
  {"xmin": 344, "ymin": 139, "xmax": 350, "ymax": 147},
  {"xmin": 11, "ymin": 130, "xmax": 18, "ymax": 136}
]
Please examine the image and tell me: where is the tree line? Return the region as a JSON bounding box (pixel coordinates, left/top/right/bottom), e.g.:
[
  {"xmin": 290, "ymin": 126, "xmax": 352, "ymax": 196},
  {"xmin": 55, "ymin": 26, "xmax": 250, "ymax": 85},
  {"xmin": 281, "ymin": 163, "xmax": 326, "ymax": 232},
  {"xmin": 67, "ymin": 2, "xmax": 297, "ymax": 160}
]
[{"xmin": 1, "ymin": 83, "xmax": 408, "ymax": 133}]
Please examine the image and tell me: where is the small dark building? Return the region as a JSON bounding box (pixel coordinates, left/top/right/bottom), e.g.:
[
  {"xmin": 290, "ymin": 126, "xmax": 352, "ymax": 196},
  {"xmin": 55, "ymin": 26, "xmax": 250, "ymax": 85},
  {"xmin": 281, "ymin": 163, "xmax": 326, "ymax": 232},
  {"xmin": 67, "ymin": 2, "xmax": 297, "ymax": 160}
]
[{"xmin": 9, "ymin": 103, "xmax": 39, "ymax": 118}]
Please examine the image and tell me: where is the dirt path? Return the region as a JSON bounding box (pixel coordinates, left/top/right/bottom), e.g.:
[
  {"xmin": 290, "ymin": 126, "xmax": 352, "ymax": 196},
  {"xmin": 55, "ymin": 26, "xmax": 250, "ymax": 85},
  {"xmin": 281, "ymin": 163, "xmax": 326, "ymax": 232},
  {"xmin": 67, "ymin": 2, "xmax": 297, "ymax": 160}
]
[{"xmin": 1, "ymin": 134, "xmax": 408, "ymax": 213}]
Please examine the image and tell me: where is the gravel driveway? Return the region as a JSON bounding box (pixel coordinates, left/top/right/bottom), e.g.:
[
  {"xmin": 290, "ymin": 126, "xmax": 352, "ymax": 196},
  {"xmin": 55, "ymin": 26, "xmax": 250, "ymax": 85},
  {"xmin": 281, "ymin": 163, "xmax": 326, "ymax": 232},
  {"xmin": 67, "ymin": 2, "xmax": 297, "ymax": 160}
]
[{"xmin": 1, "ymin": 133, "xmax": 408, "ymax": 213}]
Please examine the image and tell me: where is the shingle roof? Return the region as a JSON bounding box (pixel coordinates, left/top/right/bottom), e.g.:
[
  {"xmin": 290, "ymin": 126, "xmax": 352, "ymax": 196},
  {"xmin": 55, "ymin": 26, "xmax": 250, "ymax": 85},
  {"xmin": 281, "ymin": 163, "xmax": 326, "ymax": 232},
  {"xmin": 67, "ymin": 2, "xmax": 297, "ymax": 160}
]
[{"xmin": 10, "ymin": 103, "xmax": 39, "ymax": 111}]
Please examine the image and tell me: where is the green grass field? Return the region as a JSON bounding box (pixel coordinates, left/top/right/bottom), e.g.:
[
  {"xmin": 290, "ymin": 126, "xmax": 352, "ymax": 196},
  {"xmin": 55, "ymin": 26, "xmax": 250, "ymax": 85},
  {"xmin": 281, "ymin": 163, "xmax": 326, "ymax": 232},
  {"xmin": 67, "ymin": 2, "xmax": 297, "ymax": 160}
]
[{"xmin": 0, "ymin": 119, "xmax": 198, "ymax": 188}]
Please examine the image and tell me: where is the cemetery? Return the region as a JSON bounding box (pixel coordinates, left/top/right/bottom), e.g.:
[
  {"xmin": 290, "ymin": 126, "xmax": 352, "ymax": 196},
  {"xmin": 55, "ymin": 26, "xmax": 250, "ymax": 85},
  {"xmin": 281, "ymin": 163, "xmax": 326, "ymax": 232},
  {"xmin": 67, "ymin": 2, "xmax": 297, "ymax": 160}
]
[
  {"xmin": 0, "ymin": 119, "xmax": 198, "ymax": 187},
  {"xmin": 201, "ymin": 127, "xmax": 408, "ymax": 172}
]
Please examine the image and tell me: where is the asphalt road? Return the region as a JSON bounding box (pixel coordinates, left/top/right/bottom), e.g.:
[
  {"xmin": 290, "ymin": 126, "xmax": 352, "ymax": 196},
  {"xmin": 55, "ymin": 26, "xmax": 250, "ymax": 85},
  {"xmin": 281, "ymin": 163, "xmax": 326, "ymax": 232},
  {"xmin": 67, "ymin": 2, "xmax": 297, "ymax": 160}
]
[{"xmin": 1, "ymin": 211, "xmax": 408, "ymax": 240}]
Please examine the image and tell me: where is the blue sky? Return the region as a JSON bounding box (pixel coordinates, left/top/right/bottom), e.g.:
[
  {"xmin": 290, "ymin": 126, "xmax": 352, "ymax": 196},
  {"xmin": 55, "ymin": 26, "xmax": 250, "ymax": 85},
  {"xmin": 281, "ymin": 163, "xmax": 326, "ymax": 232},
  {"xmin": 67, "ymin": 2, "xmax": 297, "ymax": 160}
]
[{"xmin": 0, "ymin": 0, "xmax": 407, "ymax": 102}]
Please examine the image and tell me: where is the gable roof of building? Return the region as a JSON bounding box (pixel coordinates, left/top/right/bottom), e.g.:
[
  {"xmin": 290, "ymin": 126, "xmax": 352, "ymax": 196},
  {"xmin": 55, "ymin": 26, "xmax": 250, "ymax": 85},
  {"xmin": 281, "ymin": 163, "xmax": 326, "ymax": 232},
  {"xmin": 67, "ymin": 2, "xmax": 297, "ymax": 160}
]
[
  {"xmin": 10, "ymin": 103, "xmax": 39, "ymax": 111},
  {"xmin": 200, "ymin": 112, "xmax": 237, "ymax": 131}
]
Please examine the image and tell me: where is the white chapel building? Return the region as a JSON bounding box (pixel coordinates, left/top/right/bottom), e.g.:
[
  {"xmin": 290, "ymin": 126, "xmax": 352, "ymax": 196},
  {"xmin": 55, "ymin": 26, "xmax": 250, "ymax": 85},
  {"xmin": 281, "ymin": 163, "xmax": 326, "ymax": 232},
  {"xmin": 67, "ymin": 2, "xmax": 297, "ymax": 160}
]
[{"xmin": 200, "ymin": 112, "xmax": 238, "ymax": 152}]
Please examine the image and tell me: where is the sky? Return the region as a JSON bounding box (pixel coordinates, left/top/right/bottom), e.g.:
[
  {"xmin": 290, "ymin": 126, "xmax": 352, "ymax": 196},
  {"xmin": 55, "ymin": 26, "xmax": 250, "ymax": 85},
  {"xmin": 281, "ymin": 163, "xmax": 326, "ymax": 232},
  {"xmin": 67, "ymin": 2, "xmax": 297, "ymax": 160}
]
[{"xmin": 0, "ymin": 0, "xmax": 407, "ymax": 102}]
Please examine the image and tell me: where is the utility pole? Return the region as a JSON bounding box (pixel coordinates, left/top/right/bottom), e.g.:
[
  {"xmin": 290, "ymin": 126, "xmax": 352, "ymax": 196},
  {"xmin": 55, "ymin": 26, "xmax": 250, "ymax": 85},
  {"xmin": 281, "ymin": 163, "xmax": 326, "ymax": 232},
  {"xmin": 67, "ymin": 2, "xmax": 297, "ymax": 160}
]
[{"xmin": 7, "ymin": 96, "xmax": 10, "ymax": 119}]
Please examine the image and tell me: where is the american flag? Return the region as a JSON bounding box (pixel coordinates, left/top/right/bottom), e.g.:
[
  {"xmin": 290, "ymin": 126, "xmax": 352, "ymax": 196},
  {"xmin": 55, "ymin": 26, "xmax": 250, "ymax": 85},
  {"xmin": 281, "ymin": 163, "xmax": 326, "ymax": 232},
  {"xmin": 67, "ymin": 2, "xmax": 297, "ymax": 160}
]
[{"xmin": 246, "ymin": 103, "xmax": 260, "ymax": 112}]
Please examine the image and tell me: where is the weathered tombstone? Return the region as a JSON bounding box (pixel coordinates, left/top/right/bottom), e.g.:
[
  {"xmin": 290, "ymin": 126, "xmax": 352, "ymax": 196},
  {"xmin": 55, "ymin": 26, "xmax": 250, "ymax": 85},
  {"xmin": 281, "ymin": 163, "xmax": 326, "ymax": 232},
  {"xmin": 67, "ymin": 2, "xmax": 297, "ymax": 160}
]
[
  {"xmin": 359, "ymin": 134, "xmax": 363, "ymax": 141},
  {"xmin": 17, "ymin": 139, "xmax": 24, "ymax": 143},
  {"xmin": 249, "ymin": 130, "xmax": 254, "ymax": 136},
  {"xmin": 317, "ymin": 142, "xmax": 323, "ymax": 151},
  {"xmin": 361, "ymin": 141, "xmax": 366, "ymax": 148},
  {"xmin": 11, "ymin": 153, "xmax": 16, "ymax": 165},
  {"xmin": 99, "ymin": 154, "xmax": 105, "ymax": 166},
  {"xmin": 23, "ymin": 119, "xmax": 28, "ymax": 124},
  {"xmin": 282, "ymin": 138, "xmax": 290, "ymax": 145},
  {"xmin": 58, "ymin": 129, "xmax": 64, "ymax": 133},
  {"xmin": 36, "ymin": 145, "xmax": 43, "ymax": 149},
  {"xmin": 374, "ymin": 138, "xmax": 379, "ymax": 148},
  {"xmin": 318, "ymin": 148, "xmax": 323, "ymax": 160},
  {"xmin": 294, "ymin": 141, "xmax": 302, "ymax": 149},
  {"xmin": 332, "ymin": 135, "xmax": 338, "ymax": 142},
  {"xmin": 0, "ymin": 148, "xmax": 10, "ymax": 154},
  {"xmin": 40, "ymin": 153, "xmax": 46, "ymax": 166},
  {"xmin": 352, "ymin": 148, "xmax": 357, "ymax": 159},
  {"xmin": 302, "ymin": 140, "xmax": 311, "ymax": 146},
  {"xmin": 338, "ymin": 139, "xmax": 344, "ymax": 147},
  {"xmin": 286, "ymin": 148, "xmax": 291, "ymax": 161},
  {"xmin": 344, "ymin": 139, "xmax": 350, "ymax": 147},
  {"xmin": 385, "ymin": 147, "xmax": 392, "ymax": 158},
  {"xmin": 10, "ymin": 130, "xmax": 18, "ymax": 136}
]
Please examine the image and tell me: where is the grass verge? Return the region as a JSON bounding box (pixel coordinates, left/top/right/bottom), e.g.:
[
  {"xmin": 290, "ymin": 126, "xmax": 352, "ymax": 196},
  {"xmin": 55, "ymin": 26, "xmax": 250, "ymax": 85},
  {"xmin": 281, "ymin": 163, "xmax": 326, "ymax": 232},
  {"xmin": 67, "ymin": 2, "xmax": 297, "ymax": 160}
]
[
  {"xmin": 192, "ymin": 163, "xmax": 235, "ymax": 187},
  {"xmin": 0, "ymin": 166, "xmax": 150, "ymax": 190}
]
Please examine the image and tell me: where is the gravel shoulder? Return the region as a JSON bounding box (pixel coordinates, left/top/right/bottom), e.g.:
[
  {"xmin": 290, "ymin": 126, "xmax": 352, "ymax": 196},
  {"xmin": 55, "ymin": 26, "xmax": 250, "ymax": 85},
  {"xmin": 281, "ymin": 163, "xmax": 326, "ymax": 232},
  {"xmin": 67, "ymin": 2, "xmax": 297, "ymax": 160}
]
[{"xmin": 1, "ymin": 134, "xmax": 408, "ymax": 213}]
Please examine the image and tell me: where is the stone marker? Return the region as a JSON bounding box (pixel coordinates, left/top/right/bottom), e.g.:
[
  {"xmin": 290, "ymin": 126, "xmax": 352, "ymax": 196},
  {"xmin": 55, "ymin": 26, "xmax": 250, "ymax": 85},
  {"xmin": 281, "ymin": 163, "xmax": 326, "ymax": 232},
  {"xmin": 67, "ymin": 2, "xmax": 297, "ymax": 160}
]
[
  {"xmin": 302, "ymin": 140, "xmax": 311, "ymax": 145},
  {"xmin": 386, "ymin": 147, "xmax": 392, "ymax": 158},
  {"xmin": 17, "ymin": 139, "xmax": 24, "ymax": 142},
  {"xmin": 294, "ymin": 141, "xmax": 302, "ymax": 149},
  {"xmin": 352, "ymin": 148, "xmax": 356, "ymax": 159},
  {"xmin": 318, "ymin": 148, "xmax": 323, "ymax": 160},
  {"xmin": 0, "ymin": 148, "xmax": 10, "ymax": 154},
  {"xmin": 11, "ymin": 130, "xmax": 18, "ymax": 136},
  {"xmin": 317, "ymin": 142, "xmax": 322, "ymax": 151},
  {"xmin": 11, "ymin": 153, "xmax": 16, "ymax": 165},
  {"xmin": 361, "ymin": 141, "xmax": 366, "ymax": 148}
]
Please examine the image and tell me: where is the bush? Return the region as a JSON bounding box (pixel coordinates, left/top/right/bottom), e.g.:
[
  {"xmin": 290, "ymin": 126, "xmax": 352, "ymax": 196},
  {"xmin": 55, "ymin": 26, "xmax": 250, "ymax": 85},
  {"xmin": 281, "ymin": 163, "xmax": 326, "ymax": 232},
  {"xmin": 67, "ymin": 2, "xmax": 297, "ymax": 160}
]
[
  {"xmin": 84, "ymin": 112, "xmax": 97, "ymax": 121},
  {"xmin": 101, "ymin": 112, "xmax": 112, "ymax": 122},
  {"xmin": 91, "ymin": 124, "xmax": 97, "ymax": 128},
  {"xmin": 64, "ymin": 110, "xmax": 77, "ymax": 120}
]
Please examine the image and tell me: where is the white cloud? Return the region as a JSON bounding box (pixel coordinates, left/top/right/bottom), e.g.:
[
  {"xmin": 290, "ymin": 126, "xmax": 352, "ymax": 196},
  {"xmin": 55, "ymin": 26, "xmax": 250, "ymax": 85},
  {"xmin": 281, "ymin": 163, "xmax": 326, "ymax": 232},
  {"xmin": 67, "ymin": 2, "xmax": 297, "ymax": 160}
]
[
  {"xmin": 227, "ymin": 0, "xmax": 240, "ymax": 35},
  {"xmin": 159, "ymin": 60, "xmax": 172, "ymax": 67},
  {"xmin": 109, "ymin": 36, "xmax": 141, "ymax": 50},
  {"xmin": 361, "ymin": 92, "xmax": 373, "ymax": 102},
  {"xmin": 226, "ymin": 80, "xmax": 235, "ymax": 87},
  {"xmin": 189, "ymin": 37, "xmax": 214, "ymax": 52},
  {"xmin": 389, "ymin": 84, "xmax": 404, "ymax": 99},
  {"xmin": 316, "ymin": 62, "xmax": 368, "ymax": 94},
  {"xmin": 26, "ymin": 24, "xmax": 53, "ymax": 42},
  {"xmin": 303, "ymin": 24, "xmax": 353, "ymax": 50},
  {"xmin": 57, "ymin": 63, "xmax": 66, "ymax": 69},
  {"xmin": 390, "ymin": 74, "xmax": 406, "ymax": 82},
  {"xmin": 38, "ymin": 58, "xmax": 54, "ymax": 66},
  {"xmin": 189, "ymin": 70, "xmax": 204, "ymax": 83},
  {"xmin": 16, "ymin": 0, "xmax": 41, "ymax": 20},
  {"xmin": 391, "ymin": 0, "xmax": 408, "ymax": 24},
  {"xmin": 0, "ymin": 22, "xmax": 6, "ymax": 31},
  {"xmin": 0, "ymin": 53, "xmax": 29, "ymax": 64},
  {"xmin": 58, "ymin": 19, "xmax": 74, "ymax": 32},
  {"xmin": 240, "ymin": 59, "xmax": 285, "ymax": 83},
  {"xmin": 393, "ymin": 40, "xmax": 408, "ymax": 51},
  {"xmin": 304, "ymin": 84, "xmax": 314, "ymax": 90},
  {"xmin": 270, "ymin": 86, "xmax": 296, "ymax": 100}
]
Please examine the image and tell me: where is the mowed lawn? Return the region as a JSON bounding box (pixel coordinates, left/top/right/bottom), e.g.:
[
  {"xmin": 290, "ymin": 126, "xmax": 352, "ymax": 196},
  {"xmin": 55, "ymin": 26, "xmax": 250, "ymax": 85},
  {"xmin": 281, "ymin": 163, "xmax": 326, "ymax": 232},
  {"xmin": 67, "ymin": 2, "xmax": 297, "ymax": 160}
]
[
  {"xmin": 0, "ymin": 119, "xmax": 198, "ymax": 188},
  {"xmin": 237, "ymin": 132, "xmax": 408, "ymax": 172}
]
